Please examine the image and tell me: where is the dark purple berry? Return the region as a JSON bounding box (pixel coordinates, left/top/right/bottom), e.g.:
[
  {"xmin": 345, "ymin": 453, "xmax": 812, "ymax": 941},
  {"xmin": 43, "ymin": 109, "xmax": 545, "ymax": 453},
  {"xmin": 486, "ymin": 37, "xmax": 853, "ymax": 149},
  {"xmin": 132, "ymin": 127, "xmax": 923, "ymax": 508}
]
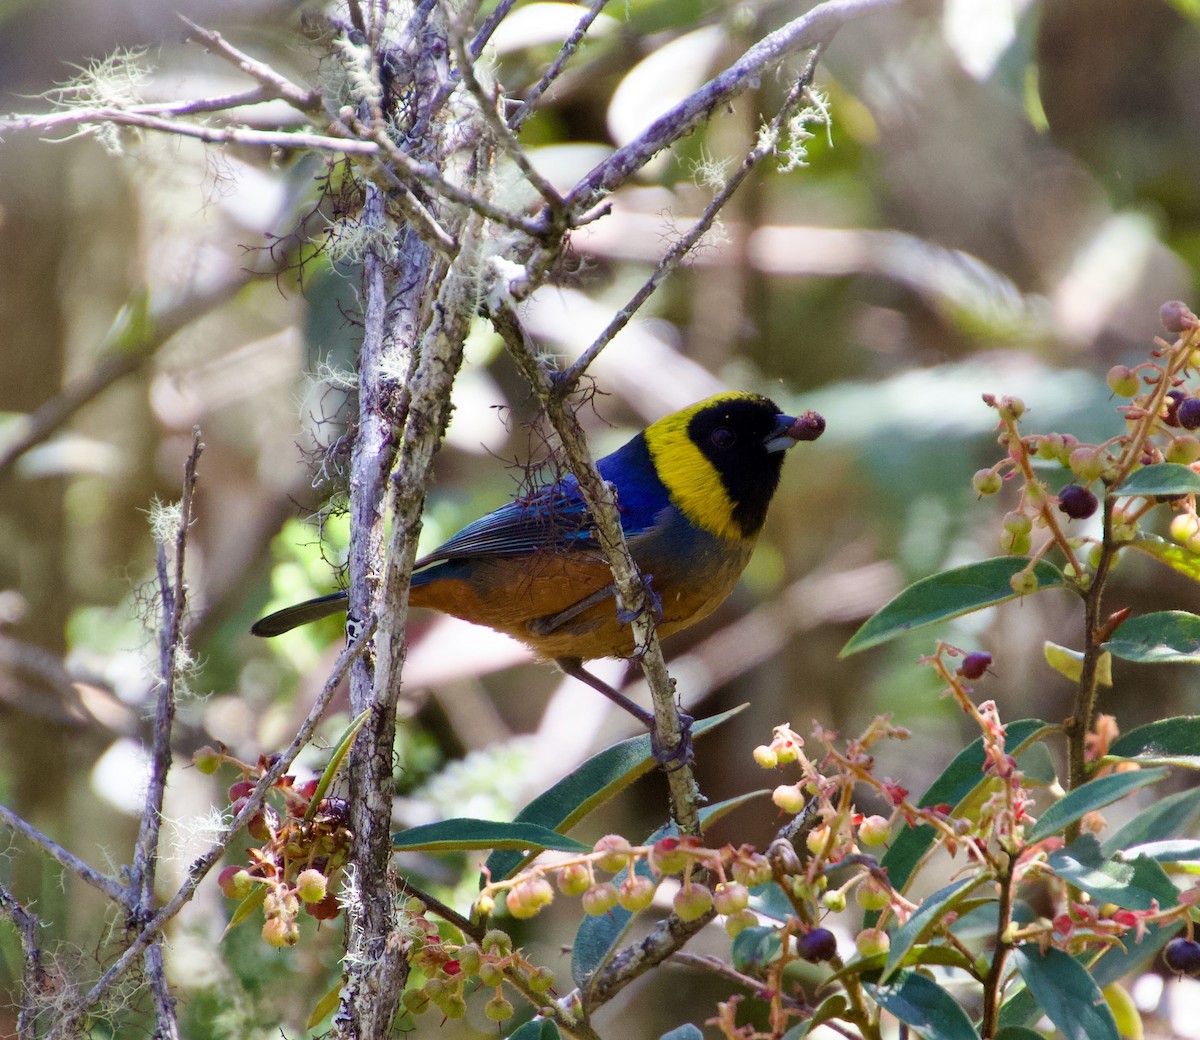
[
  {"xmin": 1161, "ymin": 301, "xmax": 1198, "ymax": 334},
  {"xmin": 1178, "ymin": 398, "xmax": 1200, "ymax": 431},
  {"xmin": 1165, "ymin": 389, "xmax": 1188, "ymax": 427},
  {"xmin": 1057, "ymin": 485, "xmax": 1098, "ymax": 520},
  {"xmin": 958, "ymin": 652, "xmax": 993, "ymax": 680},
  {"xmin": 796, "ymin": 928, "xmax": 838, "ymax": 963},
  {"xmin": 1164, "ymin": 937, "xmax": 1200, "ymax": 976},
  {"xmin": 789, "ymin": 411, "xmax": 826, "ymax": 443}
]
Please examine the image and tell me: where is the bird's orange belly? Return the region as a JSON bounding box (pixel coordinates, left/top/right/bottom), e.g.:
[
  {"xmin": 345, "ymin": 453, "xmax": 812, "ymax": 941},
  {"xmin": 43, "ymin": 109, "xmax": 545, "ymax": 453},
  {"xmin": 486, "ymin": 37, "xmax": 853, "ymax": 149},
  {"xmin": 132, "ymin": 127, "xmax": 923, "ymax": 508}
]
[{"xmin": 410, "ymin": 544, "xmax": 752, "ymax": 660}]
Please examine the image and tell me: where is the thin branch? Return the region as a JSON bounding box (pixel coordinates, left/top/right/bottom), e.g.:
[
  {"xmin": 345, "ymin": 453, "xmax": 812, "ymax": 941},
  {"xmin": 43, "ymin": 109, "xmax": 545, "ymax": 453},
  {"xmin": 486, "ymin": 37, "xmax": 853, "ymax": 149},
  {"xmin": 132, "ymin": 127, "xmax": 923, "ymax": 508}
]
[
  {"xmin": 179, "ymin": 16, "xmax": 322, "ymax": 112},
  {"xmin": 0, "ymin": 883, "xmax": 46, "ymax": 1040},
  {"xmin": 43, "ymin": 620, "xmax": 376, "ymax": 1040},
  {"xmin": 453, "ymin": 35, "xmax": 565, "ymax": 214},
  {"xmin": 489, "ymin": 304, "xmax": 704, "ymax": 837},
  {"xmin": 509, "ymin": 0, "xmax": 612, "ymax": 129},
  {"xmin": 560, "ymin": 55, "xmax": 821, "ymax": 389},
  {"xmin": 0, "ymin": 804, "xmax": 128, "ymax": 905},
  {"xmin": 562, "ymin": 0, "xmax": 911, "ymax": 214},
  {"xmin": 469, "ymin": 0, "xmax": 520, "ymax": 58}
]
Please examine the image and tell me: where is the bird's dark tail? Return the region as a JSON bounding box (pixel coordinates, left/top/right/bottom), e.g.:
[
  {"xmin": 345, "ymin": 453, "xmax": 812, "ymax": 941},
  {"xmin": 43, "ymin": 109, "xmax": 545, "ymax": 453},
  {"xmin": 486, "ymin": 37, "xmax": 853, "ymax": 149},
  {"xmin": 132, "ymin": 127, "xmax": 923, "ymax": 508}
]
[{"xmin": 250, "ymin": 591, "xmax": 349, "ymax": 637}]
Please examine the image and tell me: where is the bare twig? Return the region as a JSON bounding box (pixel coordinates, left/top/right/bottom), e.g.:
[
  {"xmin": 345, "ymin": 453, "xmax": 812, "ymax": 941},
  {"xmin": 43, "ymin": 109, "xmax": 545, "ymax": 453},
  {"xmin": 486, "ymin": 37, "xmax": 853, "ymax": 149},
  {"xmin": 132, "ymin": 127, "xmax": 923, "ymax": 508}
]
[
  {"xmin": 563, "ymin": 0, "xmax": 910, "ymax": 214},
  {"xmin": 561, "ymin": 54, "xmax": 822, "ymax": 389},
  {"xmin": 489, "ymin": 304, "xmax": 703, "ymax": 837},
  {"xmin": 0, "ymin": 804, "xmax": 127, "ymax": 905},
  {"xmin": 179, "ymin": 16, "xmax": 321, "ymax": 112},
  {"xmin": 469, "ymin": 0, "xmax": 520, "ymax": 58},
  {"xmin": 44, "ymin": 620, "xmax": 375, "ymax": 1040},
  {"xmin": 0, "ymin": 883, "xmax": 46, "ymax": 1040},
  {"xmin": 509, "ymin": 0, "xmax": 612, "ymax": 129}
]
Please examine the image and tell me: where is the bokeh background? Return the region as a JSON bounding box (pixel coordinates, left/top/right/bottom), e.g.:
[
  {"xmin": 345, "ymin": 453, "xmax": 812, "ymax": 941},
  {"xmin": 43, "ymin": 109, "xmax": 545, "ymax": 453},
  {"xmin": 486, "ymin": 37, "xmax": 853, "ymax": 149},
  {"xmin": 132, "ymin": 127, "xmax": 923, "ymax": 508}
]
[{"xmin": 3, "ymin": 0, "xmax": 1200, "ymax": 1035}]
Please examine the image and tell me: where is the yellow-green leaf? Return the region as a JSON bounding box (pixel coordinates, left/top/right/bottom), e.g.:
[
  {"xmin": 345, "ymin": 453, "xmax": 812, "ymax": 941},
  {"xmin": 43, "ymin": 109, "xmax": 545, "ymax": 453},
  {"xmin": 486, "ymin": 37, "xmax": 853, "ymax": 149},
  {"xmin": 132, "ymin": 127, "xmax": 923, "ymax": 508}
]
[{"xmin": 1043, "ymin": 641, "xmax": 1111, "ymax": 685}]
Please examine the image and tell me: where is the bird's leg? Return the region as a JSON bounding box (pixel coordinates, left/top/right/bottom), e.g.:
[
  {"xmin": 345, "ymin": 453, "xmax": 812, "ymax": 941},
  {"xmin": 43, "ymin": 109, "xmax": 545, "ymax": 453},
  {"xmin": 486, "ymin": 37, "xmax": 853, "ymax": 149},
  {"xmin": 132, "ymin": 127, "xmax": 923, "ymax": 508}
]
[
  {"xmin": 556, "ymin": 657, "xmax": 693, "ymax": 769},
  {"xmin": 527, "ymin": 584, "xmax": 616, "ymax": 637}
]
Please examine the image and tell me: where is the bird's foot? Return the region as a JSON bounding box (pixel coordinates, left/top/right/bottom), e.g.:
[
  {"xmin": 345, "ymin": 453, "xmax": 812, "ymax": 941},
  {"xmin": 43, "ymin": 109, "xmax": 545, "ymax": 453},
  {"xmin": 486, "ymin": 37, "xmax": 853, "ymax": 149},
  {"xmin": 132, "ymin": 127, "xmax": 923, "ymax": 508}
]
[
  {"xmin": 617, "ymin": 574, "xmax": 662, "ymax": 625},
  {"xmin": 651, "ymin": 708, "xmax": 694, "ymax": 771}
]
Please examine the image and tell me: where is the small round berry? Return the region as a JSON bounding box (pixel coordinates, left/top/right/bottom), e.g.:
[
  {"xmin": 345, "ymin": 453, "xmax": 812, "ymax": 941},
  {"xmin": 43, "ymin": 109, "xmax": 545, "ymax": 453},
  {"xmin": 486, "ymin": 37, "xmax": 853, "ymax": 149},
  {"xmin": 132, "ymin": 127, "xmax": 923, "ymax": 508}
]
[
  {"xmin": 1058, "ymin": 485, "xmax": 1098, "ymax": 520},
  {"xmin": 295, "ymin": 869, "xmax": 328, "ymax": 904},
  {"xmin": 1179, "ymin": 399, "xmax": 1200, "ymax": 431},
  {"xmin": 673, "ymin": 882, "xmax": 714, "ymax": 922},
  {"xmin": 855, "ymin": 879, "xmax": 891, "ymax": 912},
  {"xmin": 506, "ymin": 877, "xmax": 553, "ymax": 919},
  {"xmin": 713, "ymin": 882, "xmax": 750, "ymax": 916},
  {"xmin": 1165, "ymin": 389, "xmax": 1188, "ymax": 427},
  {"xmin": 527, "ymin": 967, "xmax": 555, "ymax": 994},
  {"xmin": 773, "ymin": 784, "xmax": 806, "ymax": 814},
  {"xmin": 1010, "ymin": 570, "xmax": 1040, "ymax": 596},
  {"xmin": 482, "ymin": 929, "xmax": 513, "ymax": 956},
  {"xmin": 753, "ymin": 744, "xmax": 779, "ymax": 769},
  {"xmin": 474, "ymin": 892, "xmax": 495, "ymax": 917},
  {"xmin": 997, "ymin": 396, "xmax": 1026, "ymax": 421},
  {"xmin": 581, "ymin": 882, "xmax": 619, "ymax": 916},
  {"xmin": 1171, "ymin": 513, "xmax": 1200, "ymax": 545},
  {"xmin": 456, "ymin": 944, "xmax": 482, "ymax": 976},
  {"xmin": 1106, "ymin": 365, "xmax": 1140, "ymax": 398},
  {"xmin": 1068, "ymin": 447, "xmax": 1107, "ymax": 481},
  {"xmin": 648, "ymin": 837, "xmax": 688, "ymax": 876},
  {"xmin": 999, "ymin": 528, "xmax": 1031, "ymax": 555},
  {"xmin": 484, "ymin": 995, "xmax": 515, "ymax": 1022},
  {"xmin": 724, "ymin": 909, "xmax": 759, "ymax": 938},
  {"xmin": 796, "ymin": 928, "xmax": 838, "ymax": 963},
  {"xmin": 1164, "ymin": 937, "xmax": 1200, "ymax": 976},
  {"xmin": 1167, "ymin": 436, "xmax": 1200, "ymax": 465},
  {"xmin": 805, "ymin": 824, "xmax": 831, "ymax": 856},
  {"xmin": 402, "ymin": 988, "xmax": 430, "ymax": 1014},
  {"xmin": 557, "ymin": 863, "xmax": 591, "ymax": 896},
  {"xmin": 821, "ymin": 889, "xmax": 847, "ymax": 913},
  {"xmin": 262, "ymin": 916, "xmax": 299, "ymax": 948},
  {"xmin": 592, "ymin": 834, "xmax": 632, "ymax": 874},
  {"xmin": 858, "ymin": 815, "xmax": 891, "ymax": 847},
  {"xmin": 617, "ymin": 875, "xmax": 657, "ymax": 913},
  {"xmin": 958, "ymin": 651, "xmax": 993, "ymax": 681},
  {"xmin": 218, "ymin": 866, "xmax": 254, "ymax": 900},
  {"xmin": 855, "ymin": 927, "xmax": 890, "ymax": 958},
  {"xmin": 1161, "ymin": 301, "xmax": 1198, "ymax": 334},
  {"xmin": 478, "ymin": 962, "xmax": 504, "ymax": 988},
  {"xmin": 1002, "ymin": 511, "xmax": 1033, "ymax": 535},
  {"xmin": 972, "ymin": 469, "xmax": 1003, "ymax": 496},
  {"xmin": 731, "ymin": 854, "xmax": 772, "ymax": 888},
  {"xmin": 192, "ymin": 745, "xmax": 223, "ymax": 775}
]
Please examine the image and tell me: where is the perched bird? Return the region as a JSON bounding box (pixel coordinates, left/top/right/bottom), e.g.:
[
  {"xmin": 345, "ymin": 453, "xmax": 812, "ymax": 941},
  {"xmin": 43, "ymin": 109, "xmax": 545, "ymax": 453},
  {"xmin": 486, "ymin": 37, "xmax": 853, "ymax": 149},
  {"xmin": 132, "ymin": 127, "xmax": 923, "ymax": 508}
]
[{"xmin": 253, "ymin": 392, "xmax": 824, "ymax": 744}]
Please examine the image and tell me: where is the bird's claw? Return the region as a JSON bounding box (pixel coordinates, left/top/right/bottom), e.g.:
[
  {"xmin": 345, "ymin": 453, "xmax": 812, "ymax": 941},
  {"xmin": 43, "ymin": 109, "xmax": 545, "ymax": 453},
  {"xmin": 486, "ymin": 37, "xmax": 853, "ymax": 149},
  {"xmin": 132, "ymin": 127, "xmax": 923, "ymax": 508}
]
[
  {"xmin": 617, "ymin": 574, "xmax": 663, "ymax": 625},
  {"xmin": 651, "ymin": 708, "xmax": 695, "ymax": 771}
]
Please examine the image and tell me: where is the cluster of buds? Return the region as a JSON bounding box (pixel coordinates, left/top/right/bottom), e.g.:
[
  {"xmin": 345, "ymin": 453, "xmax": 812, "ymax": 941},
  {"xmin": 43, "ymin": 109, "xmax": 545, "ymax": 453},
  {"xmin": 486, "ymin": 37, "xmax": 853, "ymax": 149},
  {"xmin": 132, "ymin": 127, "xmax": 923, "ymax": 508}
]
[
  {"xmin": 475, "ymin": 834, "xmax": 772, "ymax": 940},
  {"xmin": 196, "ymin": 743, "xmax": 351, "ymax": 947},
  {"xmin": 400, "ymin": 906, "xmax": 555, "ymax": 1024},
  {"xmin": 973, "ymin": 301, "xmax": 1200, "ymax": 594}
]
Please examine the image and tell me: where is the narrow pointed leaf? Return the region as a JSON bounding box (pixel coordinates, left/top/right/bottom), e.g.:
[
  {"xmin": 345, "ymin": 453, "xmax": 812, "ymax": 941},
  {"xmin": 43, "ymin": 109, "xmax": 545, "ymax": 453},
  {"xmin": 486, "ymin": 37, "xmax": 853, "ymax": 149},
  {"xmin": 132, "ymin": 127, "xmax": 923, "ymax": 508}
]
[
  {"xmin": 1103, "ymin": 785, "xmax": 1200, "ymax": 854},
  {"xmin": 1110, "ymin": 717, "xmax": 1200, "ymax": 758},
  {"xmin": 304, "ymin": 708, "xmax": 370, "ymax": 823},
  {"xmin": 392, "ymin": 819, "xmax": 590, "ymax": 854},
  {"xmin": 881, "ymin": 876, "xmax": 982, "ymax": 982},
  {"xmin": 1027, "ymin": 768, "xmax": 1168, "ymax": 843},
  {"xmin": 1127, "ymin": 536, "xmax": 1200, "ymax": 585},
  {"xmin": 307, "ymin": 980, "xmax": 343, "ymax": 1029},
  {"xmin": 1012, "ymin": 945, "xmax": 1119, "ymax": 1040},
  {"xmin": 1120, "ymin": 839, "xmax": 1200, "ymax": 862},
  {"xmin": 1045, "ymin": 835, "xmax": 1178, "ymax": 910},
  {"xmin": 1104, "ymin": 611, "xmax": 1200, "ymax": 664},
  {"xmin": 486, "ymin": 705, "xmax": 746, "ymax": 880},
  {"xmin": 1111, "ymin": 463, "xmax": 1200, "ymax": 498},
  {"xmin": 223, "ymin": 885, "xmax": 266, "ymax": 936},
  {"xmin": 866, "ymin": 969, "xmax": 980, "ymax": 1040},
  {"xmin": 842, "ymin": 558, "xmax": 1068, "ymax": 656}
]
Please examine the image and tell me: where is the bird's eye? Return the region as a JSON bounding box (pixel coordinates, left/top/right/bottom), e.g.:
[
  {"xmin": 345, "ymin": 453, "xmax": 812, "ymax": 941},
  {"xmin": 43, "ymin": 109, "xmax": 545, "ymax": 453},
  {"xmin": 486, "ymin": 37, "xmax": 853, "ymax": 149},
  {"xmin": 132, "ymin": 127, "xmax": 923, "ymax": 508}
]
[{"xmin": 710, "ymin": 427, "xmax": 736, "ymax": 449}]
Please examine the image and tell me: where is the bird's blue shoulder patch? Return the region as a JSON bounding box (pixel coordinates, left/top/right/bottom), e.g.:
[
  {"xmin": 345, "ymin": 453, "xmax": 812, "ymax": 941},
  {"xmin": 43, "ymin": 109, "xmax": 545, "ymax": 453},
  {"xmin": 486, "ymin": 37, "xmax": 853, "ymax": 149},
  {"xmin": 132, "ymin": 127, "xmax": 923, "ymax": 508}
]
[{"xmin": 597, "ymin": 432, "xmax": 672, "ymax": 532}]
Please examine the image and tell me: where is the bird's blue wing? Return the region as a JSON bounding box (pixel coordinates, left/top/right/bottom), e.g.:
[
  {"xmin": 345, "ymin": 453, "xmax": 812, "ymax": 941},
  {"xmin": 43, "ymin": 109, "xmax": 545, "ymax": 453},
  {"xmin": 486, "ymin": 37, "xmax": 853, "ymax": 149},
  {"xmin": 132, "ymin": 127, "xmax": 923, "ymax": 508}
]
[{"xmin": 415, "ymin": 478, "xmax": 596, "ymax": 565}]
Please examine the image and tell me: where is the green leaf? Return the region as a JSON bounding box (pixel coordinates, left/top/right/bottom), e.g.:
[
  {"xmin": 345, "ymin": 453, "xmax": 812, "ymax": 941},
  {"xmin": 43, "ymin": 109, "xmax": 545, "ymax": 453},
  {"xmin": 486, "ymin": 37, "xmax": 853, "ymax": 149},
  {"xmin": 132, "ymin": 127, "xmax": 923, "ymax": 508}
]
[
  {"xmin": 222, "ymin": 884, "xmax": 266, "ymax": 936},
  {"xmin": 1127, "ymin": 536, "xmax": 1200, "ymax": 585},
  {"xmin": 841, "ymin": 558, "xmax": 1067, "ymax": 656},
  {"xmin": 1045, "ymin": 836, "xmax": 1178, "ymax": 910},
  {"xmin": 658, "ymin": 1027, "xmax": 703, "ymax": 1040},
  {"xmin": 391, "ymin": 819, "xmax": 591, "ymax": 854},
  {"xmin": 303, "ymin": 708, "xmax": 370, "ymax": 823},
  {"xmin": 307, "ymin": 980, "xmax": 343, "ymax": 1029},
  {"xmin": 781, "ymin": 995, "xmax": 848, "ymax": 1039},
  {"xmin": 1110, "ymin": 717, "xmax": 1200, "ymax": 758},
  {"xmin": 1103, "ymin": 785, "xmax": 1200, "ymax": 855},
  {"xmin": 1104, "ymin": 611, "xmax": 1200, "ymax": 664},
  {"xmin": 1111, "ymin": 463, "xmax": 1200, "ymax": 498},
  {"xmin": 731, "ymin": 926, "xmax": 782, "ymax": 972},
  {"xmin": 881, "ymin": 876, "xmax": 983, "ymax": 982},
  {"xmin": 505, "ymin": 1019, "xmax": 561, "ymax": 1040},
  {"xmin": 1012, "ymin": 945, "xmax": 1119, "ymax": 1040},
  {"xmin": 1027, "ymin": 768, "xmax": 1169, "ymax": 843},
  {"xmin": 876, "ymin": 720, "xmax": 1053, "ymax": 904},
  {"xmin": 570, "ymin": 792, "xmax": 763, "ymax": 989},
  {"xmin": 1121, "ymin": 839, "xmax": 1200, "ymax": 862},
  {"xmin": 866, "ymin": 969, "xmax": 980, "ymax": 1040},
  {"xmin": 994, "ymin": 1028, "xmax": 1049, "ymax": 1040},
  {"xmin": 485, "ymin": 705, "xmax": 746, "ymax": 880}
]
